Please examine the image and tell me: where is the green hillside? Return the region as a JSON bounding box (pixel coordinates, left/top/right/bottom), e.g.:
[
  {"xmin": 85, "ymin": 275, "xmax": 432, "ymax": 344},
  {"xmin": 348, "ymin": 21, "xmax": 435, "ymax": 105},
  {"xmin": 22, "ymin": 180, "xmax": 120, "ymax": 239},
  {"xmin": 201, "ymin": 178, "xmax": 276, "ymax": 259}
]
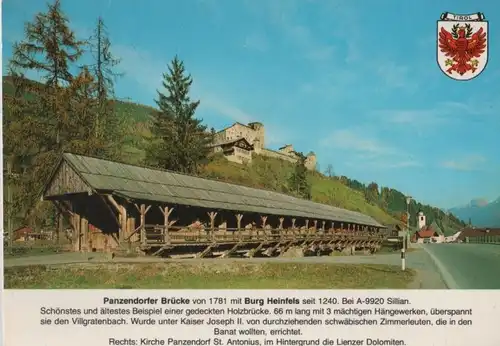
[
  {"xmin": 202, "ymin": 154, "xmax": 399, "ymax": 225},
  {"xmin": 2, "ymin": 76, "xmax": 466, "ymax": 232}
]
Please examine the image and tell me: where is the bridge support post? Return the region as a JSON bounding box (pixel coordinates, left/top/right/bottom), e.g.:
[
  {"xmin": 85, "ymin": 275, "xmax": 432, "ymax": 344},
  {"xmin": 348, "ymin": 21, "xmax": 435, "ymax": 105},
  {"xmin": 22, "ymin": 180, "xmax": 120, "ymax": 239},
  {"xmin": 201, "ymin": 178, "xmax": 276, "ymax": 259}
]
[
  {"xmin": 81, "ymin": 216, "xmax": 89, "ymax": 252},
  {"xmin": 207, "ymin": 212, "xmax": 217, "ymax": 242},
  {"xmin": 278, "ymin": 217, "xmax": 284, "ymax": 241},
  {"xmin": 159, "ymin": 206, "xmax": 174, "ymax": 245},
  {"xmin": 135, "ymin": 204, "xmax": 151, "ymax": 247},
  {"xmin": 71, "ymin": 212, "xmax": 81, "ymax": 252},
  {"xmin": 236, "ymin": 214, "xmax": 243, "ymax": 241},
  {"xmin": 117, "ymin": 205, "xmax": 127, "ymax": 246},
  {"xmin": 261, "ymin": 215, "xmax": 268, "ymax": 240},
  {"xmin": 127, "ymin": 217, "xmax": 136, "ymax": 243}
]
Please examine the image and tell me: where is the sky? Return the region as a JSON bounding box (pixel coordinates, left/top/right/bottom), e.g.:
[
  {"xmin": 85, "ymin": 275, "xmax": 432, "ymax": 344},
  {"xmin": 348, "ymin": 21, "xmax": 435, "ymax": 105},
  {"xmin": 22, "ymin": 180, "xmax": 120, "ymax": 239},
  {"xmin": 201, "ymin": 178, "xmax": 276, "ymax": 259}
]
[{"xmin": 3, "ymin": 0, "xmax": 500, "ymax": 209}]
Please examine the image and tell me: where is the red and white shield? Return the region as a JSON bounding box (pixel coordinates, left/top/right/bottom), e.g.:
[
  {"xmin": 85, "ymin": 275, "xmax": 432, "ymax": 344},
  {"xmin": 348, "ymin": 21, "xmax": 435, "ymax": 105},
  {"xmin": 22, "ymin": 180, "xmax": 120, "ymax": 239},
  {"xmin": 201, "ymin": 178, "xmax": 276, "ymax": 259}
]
[{"xmin": 437, "ymin": 12, "xmax": 489, "ymax": 81}]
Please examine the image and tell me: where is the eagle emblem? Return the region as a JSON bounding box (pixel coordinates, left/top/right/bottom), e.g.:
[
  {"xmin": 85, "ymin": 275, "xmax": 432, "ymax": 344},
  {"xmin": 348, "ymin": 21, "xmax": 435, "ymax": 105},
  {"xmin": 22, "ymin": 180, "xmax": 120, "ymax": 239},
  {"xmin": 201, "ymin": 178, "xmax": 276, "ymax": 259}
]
[{"xmin": 437, "ymin": 12, "xmax": 488, "ymax": 81}]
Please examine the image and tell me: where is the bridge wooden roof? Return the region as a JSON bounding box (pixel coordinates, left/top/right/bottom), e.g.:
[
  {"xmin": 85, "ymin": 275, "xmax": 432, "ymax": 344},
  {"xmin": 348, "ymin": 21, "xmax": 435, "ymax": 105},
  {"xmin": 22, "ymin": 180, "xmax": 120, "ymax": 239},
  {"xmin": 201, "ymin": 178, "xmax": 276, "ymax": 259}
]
[{"xmin": 42, "ymin": 153, "xmax": 385, "ymax": 228}]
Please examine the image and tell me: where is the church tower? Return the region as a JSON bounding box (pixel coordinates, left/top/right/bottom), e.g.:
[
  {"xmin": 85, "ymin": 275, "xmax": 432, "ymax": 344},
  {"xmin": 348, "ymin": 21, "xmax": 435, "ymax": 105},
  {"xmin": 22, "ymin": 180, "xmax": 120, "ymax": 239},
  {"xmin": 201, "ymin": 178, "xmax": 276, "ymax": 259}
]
[{"xmin": 417, "ymin": 211, "xmax": 426, "ymax": 230}]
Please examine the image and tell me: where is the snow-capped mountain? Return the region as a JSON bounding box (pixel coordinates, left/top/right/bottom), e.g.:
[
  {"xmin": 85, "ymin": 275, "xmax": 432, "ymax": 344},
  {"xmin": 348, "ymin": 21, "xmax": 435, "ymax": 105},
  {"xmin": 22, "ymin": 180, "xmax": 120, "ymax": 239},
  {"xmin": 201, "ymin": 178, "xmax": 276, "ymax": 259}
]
[{"xmin": 449, "ymin": 197, "xmax": 500, "ymax": 227}]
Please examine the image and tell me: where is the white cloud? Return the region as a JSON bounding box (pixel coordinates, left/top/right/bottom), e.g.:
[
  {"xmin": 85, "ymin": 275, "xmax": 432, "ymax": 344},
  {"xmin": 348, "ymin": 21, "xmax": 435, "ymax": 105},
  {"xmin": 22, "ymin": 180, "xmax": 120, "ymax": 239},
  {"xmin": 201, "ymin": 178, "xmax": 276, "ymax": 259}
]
[
  {"xmin": 200, "ymin": 95, "xmax": 293, "ymax": 146},
  {"xmin": 201, "ymin": 95, "xmax": 252, "ymax": 123},
  {"xmin": 244, "ymin": 1, "xmax": 336, "ymax": 63},
  {"xmin": 113, "ymin": 44, "xmax": 292, "ymax": 145},
  {"xmin": 374, "ymin": 109, "xmax": 448, "ymax": 126},
  {"xmin": 263, "ymin": 124, "xmax": 292, "ymax": 147},
  {"xmin": 374, "ymin": 100, "xmax": 496, "ymax": 130},
  {"xmin": 438, "ymin": 101, "xmax": 495, "ymax": 117},
  {"xmin": 299, "ymin": 83, "xmax": 314, "ymax": 93},
  {"xmin": 376, "ymin": 61, "xmax": 414, "ymax": 89},
  {"xmin": 114, "ymin": 45, "xmax": 254, "ymax": 124},
  {"xmin": 242, "ymin": 33, "xmax": 269, "ymax": 52},
  {"xmin": 322, "ymin": 128, "xmax": 421, "ymax": 169},
  {"xmin": 345, "ymin": 41, "xmax": 361, "ymax": 64},
  {"xmin": 441, "ymin": 155, "xmax": 487, "ymax": 171},
  {"xmin": 383, "ymin": 160, "xmax": 422, "ymax": 168},
  {"xmin": 113, "ymin": 44, "xmax": 165, "ymax": 91},
  {"xmin": 346, "ymin": 159, "xmax": 422, "ymax": 170},
  {"xmin": 417, "ymin": 35, "xmax": 435, "ymax": 49},
  {"xmin": 305, "ymin": 46, "xmax": 335, "ymax": 61},
  {"xmin": 72, "ymin": 22, "xmax": 93, "ymax": 40},
  {"xmin": 283, "ymin": 23, "xmax": 335, "ymax": 62},
  {"xmin": 323, "ymin": 129, "xmax": 398, "ymax": 156}
]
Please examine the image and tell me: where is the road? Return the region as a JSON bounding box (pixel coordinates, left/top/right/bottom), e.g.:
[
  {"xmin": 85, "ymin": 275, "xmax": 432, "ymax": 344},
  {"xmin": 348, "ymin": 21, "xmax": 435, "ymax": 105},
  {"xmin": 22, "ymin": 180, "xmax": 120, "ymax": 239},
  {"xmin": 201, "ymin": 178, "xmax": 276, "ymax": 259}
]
[
  {"xmin": 422, "ymin": 243, "xmax": 500, "ymax": 289},
  {"xmin": 3, "ymin": 247, "xmax": 447, "ymax": 289},
  {"xmin": 5, "ymin": 244, "xmax": 499, "ymax": 288}
]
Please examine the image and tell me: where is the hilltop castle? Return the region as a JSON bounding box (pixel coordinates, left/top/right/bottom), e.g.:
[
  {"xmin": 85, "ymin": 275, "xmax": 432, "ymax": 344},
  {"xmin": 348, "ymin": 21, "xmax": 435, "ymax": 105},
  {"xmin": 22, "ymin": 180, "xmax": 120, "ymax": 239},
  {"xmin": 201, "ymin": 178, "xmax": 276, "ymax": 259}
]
[{"xmin": 211, "ymin": 121, "xmax": 317, "ymax": 170}]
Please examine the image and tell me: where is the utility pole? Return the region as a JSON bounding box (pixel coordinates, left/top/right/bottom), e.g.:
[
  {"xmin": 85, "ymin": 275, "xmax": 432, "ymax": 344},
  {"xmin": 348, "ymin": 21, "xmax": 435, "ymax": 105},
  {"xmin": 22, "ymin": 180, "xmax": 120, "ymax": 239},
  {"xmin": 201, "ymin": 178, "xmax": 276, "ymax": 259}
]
[{"xmin": 402, "ymin": 195, "xmax": 412, "ymax": 271}]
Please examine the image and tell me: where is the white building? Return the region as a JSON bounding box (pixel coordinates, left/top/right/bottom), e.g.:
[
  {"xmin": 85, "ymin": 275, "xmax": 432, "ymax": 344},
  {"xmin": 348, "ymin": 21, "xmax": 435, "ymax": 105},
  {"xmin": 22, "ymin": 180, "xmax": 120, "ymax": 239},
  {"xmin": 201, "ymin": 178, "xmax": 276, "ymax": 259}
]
[
  {"xmin": 413, "ymin": 211, "xmax": 445, "ymax": 244},
  {"xmin": 417, "ymin": 211, "xmax": 426, "ymax": 230},
  {"xmin": 444, "ymin": 231, "xmax": 462, "ymax": 243}
]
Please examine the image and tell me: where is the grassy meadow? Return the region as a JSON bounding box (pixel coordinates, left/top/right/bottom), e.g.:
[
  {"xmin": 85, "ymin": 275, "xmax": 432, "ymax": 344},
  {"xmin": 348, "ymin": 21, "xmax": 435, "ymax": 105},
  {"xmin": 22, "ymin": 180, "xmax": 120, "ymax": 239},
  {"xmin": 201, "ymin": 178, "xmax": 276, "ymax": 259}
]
[{"xmin": 4, "ymin": 262, "xmax": 415, "ymax": 289}]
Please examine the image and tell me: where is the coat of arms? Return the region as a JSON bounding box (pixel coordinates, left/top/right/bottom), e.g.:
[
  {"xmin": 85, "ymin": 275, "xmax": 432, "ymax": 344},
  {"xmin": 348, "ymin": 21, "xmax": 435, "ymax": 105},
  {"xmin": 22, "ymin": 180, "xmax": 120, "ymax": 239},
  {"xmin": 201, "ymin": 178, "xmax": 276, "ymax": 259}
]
[{"xmin": 437, "ymin": 12, "xmax": 488, "ymax": 81}]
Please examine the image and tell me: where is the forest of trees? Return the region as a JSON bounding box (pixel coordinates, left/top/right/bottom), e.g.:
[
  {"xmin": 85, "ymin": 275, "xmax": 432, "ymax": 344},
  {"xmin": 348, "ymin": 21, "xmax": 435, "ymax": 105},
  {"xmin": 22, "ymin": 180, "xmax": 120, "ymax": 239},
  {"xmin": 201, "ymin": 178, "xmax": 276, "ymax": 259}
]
[
  {"xmin": 3, "ymin": 0, "xmax": 464, "ymax": 239},
  {"xmin": 334, "ymin": 175, "xmax": 465, "ymax": 231},
  {"xmin": 3, "ymin": 0, "xmax": 216, "ymax": 234}
]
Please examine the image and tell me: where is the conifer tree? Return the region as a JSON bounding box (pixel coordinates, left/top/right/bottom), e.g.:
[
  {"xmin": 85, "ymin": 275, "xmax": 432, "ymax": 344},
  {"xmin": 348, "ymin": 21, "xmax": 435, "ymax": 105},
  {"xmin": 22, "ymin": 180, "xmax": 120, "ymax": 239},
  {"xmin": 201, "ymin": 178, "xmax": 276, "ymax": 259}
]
[
  {"xmin": 9, "ymin": 0, "xmax": 84, "ymax": 157},
  {"xmin": 147, "ymin": 56, "xmax": 212, "ymax": 174},
  {"xmin": 64, "ymin": 67, "xmax": 108, "ymax": 155},
  {"xmin": 7, "ymin": 0, "xmax": 84, "ymax": 225},
  {"xmin": 288, "ymin": 152, "xmax": 311, "ymax": 200},
  {"xmin": 87, "ymin": 17, "xmax": 124, "ymax": 159}
]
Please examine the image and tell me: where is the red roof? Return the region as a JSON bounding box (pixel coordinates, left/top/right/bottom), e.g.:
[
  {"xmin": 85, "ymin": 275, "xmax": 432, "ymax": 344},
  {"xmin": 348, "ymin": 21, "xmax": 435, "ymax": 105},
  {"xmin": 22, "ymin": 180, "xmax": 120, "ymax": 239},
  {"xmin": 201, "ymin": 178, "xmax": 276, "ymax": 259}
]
[
  {"xmin": 416, "ymin": 226, "xmax": 438, "ymax": 238},
  {"xmin": 14, "ymin": 227, "xmax": 34, "ymax": 235},
  {"xmin": 13, "ymin": 227, "xmax": 34, "ymax": 240}
]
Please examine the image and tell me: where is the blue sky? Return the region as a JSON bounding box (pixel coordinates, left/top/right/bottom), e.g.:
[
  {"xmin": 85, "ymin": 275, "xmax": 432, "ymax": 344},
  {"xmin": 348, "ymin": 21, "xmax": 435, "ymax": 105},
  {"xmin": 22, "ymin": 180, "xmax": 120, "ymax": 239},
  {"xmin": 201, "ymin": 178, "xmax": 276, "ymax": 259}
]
[{"xmin": 3, "ymin": 0, "xmax": 500, "ymax": 209}]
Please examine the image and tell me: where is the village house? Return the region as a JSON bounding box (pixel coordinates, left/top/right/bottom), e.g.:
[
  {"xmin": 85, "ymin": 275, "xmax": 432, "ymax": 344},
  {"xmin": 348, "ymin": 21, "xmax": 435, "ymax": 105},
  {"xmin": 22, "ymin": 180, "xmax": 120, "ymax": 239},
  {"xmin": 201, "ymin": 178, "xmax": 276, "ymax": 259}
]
[
  {"xmin": 411, "ymin": 211, "xmax": 445, "ymax": 243},
  {"xmin": 11, "ymin": 226, "xmax": 45, "ymax": 242},
  {"xmin": 412, "ymin": 226, "xmax": 439, "ymax": 243},
  {"xmin": 457, "ymin": 227, "xmax": 500, "ymax": 242},
  {"xmin": 209, "ymin": 137, "xmax": 254, "ymax": 165}
]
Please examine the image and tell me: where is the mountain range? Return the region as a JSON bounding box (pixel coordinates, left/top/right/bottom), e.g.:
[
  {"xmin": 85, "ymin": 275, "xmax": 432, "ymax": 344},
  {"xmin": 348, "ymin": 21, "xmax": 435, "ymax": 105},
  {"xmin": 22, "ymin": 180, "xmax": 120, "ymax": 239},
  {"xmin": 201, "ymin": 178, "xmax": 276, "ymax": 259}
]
[{"xmin": 449, "ymin": 197, "xmax": 500, "ymax": 227}]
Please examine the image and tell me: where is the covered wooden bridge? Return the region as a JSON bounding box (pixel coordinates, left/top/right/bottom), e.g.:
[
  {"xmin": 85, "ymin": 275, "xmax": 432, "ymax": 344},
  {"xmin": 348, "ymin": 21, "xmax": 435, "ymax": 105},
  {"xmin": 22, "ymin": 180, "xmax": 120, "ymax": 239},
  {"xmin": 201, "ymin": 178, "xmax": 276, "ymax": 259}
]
[{"xmin": 42, "ymin": 153, "xmax": 388, "ymax": 258}]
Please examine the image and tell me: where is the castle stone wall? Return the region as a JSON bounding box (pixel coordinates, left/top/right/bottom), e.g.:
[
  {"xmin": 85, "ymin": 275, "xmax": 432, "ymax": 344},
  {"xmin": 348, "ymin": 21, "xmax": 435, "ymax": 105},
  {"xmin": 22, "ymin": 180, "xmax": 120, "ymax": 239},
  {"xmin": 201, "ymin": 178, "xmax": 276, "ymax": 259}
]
[
  {"xmin": 213, "ymin": 121, "xmax": 317, "ymax": 171},
  {"xmin": 260, "ymin": 148, "xmax": 297, "ymax": 163}
]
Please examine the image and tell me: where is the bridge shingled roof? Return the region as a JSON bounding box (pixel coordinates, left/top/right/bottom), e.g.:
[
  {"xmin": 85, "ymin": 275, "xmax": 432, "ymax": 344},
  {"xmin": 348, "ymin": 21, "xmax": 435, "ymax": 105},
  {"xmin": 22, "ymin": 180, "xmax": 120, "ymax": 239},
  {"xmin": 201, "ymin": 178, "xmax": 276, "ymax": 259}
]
[{"xmin": 56, "ymin": 152, "xmax": 385, "ymax": 228}]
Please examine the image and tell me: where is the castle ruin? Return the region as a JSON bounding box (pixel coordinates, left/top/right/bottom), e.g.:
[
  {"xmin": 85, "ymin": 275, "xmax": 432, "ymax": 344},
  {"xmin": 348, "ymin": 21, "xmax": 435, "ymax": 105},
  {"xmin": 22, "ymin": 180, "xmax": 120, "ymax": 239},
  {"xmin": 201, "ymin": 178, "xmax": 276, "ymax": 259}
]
[{"xmin": 211, "ymin": 122, "xmax": 317, "ymax": 170}]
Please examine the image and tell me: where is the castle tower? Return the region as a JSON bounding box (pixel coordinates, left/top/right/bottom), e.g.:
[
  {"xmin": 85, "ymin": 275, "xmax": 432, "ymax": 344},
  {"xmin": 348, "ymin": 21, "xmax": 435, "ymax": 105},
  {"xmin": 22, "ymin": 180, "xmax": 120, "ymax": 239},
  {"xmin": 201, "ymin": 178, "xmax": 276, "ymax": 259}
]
[
  {"xmin": 278, "ymin": 144, "xmax": 294, "ymax": 155},
  {"xmin": 248, "ymin": 122, "xmax": 265, "ymax": 153},
  {"xmin": 417, "ymin": 211, "xmax": 426, "ymax": 230},
  {"xmin": 305, "ymin": 152, "xmax": 317, "ymax": 171}
]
